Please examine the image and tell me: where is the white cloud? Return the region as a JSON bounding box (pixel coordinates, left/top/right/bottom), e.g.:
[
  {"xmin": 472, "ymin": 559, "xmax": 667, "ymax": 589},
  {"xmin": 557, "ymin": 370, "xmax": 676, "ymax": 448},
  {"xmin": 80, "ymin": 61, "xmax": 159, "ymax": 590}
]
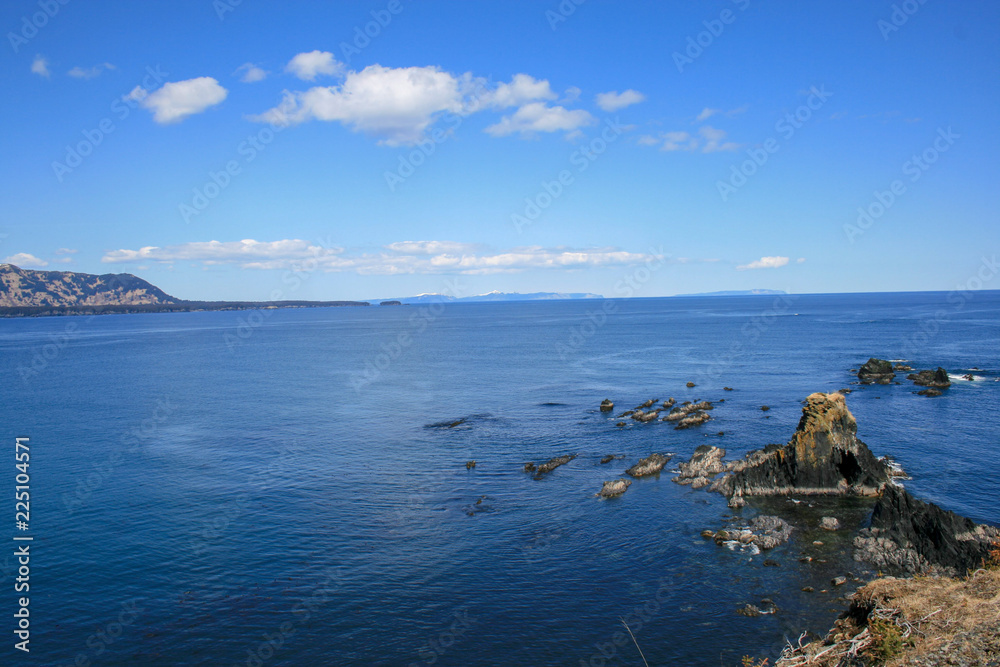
[
  {"xmin": 31, "ymin": 55, "xmax": 50, "ymax": 78},
  {"xmin": 485, "ymin": 74, "xmax": 556, "ymax": 108},
  {"xmin": 101, "ymin": 239, "xmax": 661, "ymax": 275},
  {"xmin": 286, "ymin": 50, "xmax": 344, "ymax": 81},
  {"xmin": 485, "ymin": 102, "xmax": 595, "ymax": 138},
  {"xmin": 661, "ymin": 131, "xmax": 697, "ymax": 152},
  {"xmin": 253, "ymin": 65, "xmax": 477, "ymax": 145},
  {"xmin": 68, "ymin": 63, "xmax": 116, "ymax": 79},
  {"xmin": 134, "ymin": 77, "xmax": 228, "ymax": 124},
  {"xmin": 736, "ymin": 256, "xmax": 790, "ymax": 271},
  {"xmin": 797, "ymin": 257, "xmax": 806, "ymax": 263},
  {"xmin": 595, "ymin": 89, "xmax": 645, "ymax": 112},
  {"xmin": 3, "ymin": 252, "xmax": 48, "ymax": 268},
  {"xmin": 235, "ymin": 62, "xmax": 267, "ymax": 83},
  {"xmin": 253, "ymin": 68, "xmax": 594, "ymax": 145},
  {"xmin": 636, "ymin": 135, "xmax": 659, "ymax": 146},
  {"xmin": 55, "ymin": 248, "xmax": 79, "ymax": 255}
]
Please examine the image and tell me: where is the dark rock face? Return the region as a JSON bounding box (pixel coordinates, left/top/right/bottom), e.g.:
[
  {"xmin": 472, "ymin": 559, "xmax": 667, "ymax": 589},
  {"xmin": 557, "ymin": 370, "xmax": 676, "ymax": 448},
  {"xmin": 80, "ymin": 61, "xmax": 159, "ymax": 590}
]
[
  {"xmin": 857, "ymin": 358, "xmax": 896, "ymax": 384},
  {"xmin": 917, "ymin": 388, "xmax": 942, "ymax": 397},
  {"xmin": 854, "ymin": 484, "xmax": 999, "ymax": 576},
  {"xmin": 625, "ymin": 453, "xmax": 671, "ymax": 478},
  {"xmin": 599, "ymin": 399, "xmax": 614, "ymax": 412},
  {"xmin": 718, "ymin": 392, "xmax": 890, "ymax": 498},
  {"xmin": 908, "ymin": 368, "xmax": 951, "ymax": 388}
]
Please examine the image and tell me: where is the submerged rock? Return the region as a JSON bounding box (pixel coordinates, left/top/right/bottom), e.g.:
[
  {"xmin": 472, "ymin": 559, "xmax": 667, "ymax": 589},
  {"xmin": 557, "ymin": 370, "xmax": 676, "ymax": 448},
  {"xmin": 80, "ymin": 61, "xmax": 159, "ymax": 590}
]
[
  {"xmin": 465, "ymin": 460, "xmax": 476, "ymax": 470},
  {"xmin": 858, "ymin": 357, "xmax": 896, "ymax": 384},
  {"xmin": 598, "ymin": 478, "xmax": 631, "ymax": 498},
  {"xmin": 715, "ymin": 392, "xmax": 890, "ymax": 499},
  {"xmin": 917, "ymin": 388, "xmax": 942, "ymax": 397},
  {"xmin": 523, "ymin": 462, "xmax": 536, "ymax": 473},
  {"xmin": 853, "ymin": 484, "xmax": 999, "ymax": 576},
  {"xmin": 626, "ymin": 453, "xmax": 672, "ymax": 478},
  {"xmin": 599, "ymin": 399, "xmax": 614, "ymax": 412},
  {"xmin": 686, "ymin": 381, "xmax": 696, "ymax": 387},
  {"xmin": 532, "ymin": 454, "xmax": 577, "ymax": 479},
  {"xmin": 819, "ymin": 516, "xmax": 841, "ymax": 531}
]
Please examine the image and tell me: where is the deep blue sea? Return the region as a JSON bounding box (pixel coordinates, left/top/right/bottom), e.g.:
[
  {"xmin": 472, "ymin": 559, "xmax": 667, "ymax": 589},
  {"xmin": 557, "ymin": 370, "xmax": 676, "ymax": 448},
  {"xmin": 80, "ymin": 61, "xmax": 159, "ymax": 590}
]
[{"xmin": 1, "ymin": 292, "xmax": 998, "ymax": 666}]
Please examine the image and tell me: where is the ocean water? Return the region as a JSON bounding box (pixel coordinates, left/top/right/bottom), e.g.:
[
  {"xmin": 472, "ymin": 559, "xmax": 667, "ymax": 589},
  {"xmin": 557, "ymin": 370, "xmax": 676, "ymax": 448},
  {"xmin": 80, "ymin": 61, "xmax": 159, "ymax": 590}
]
[{"xmin": 1, "ymin": 291, "xmax": 998, "ymax": 666}]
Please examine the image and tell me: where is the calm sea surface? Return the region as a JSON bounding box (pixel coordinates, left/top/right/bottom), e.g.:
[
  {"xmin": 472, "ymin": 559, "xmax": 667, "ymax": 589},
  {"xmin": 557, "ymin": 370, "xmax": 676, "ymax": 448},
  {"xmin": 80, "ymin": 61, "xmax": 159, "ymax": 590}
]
[{"xmin": 1, "ymin": 292, "xmax": 998, "ymax": 665}]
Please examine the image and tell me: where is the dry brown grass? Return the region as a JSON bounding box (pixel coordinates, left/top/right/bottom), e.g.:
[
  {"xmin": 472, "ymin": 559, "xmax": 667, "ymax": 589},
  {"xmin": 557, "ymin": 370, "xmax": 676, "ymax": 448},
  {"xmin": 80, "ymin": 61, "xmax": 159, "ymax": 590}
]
[{"xmin": 776, "ymin": 569, "xmax": 1000, "ymax": 666}]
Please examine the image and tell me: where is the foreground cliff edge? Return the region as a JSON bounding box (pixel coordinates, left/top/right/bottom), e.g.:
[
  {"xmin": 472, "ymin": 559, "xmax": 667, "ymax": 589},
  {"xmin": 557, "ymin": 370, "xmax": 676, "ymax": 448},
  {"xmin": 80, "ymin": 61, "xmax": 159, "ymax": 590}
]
[{"xmin": 677, "ymin": 392, "xmax": 999, "ymax": 665}]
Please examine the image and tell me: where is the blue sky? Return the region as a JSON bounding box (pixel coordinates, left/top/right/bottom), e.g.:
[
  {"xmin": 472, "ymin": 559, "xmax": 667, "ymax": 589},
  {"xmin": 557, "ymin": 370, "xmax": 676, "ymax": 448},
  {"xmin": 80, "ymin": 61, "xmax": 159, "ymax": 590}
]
[{"xmin": 2, "ymin": 0, "xmax": 998, "ymax": 300}]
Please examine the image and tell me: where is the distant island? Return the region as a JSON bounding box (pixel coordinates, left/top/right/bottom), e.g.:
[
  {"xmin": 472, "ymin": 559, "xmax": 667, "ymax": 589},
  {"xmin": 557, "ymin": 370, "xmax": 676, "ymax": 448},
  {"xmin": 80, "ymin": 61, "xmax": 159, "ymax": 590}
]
[
  {"xmin": 674, "ymin": 289, "xmax": 788, "ymax": 297},
  {"xmin": 1, "ymin": 263, "xmax": 790, "ymax": 318},
  {"xmin": 371, "ymin": 290, "xmax": 603, "ymax": 304},
  {"xmin": 0, "ymin": 264, "xmax": 368, "ymax": 317}
]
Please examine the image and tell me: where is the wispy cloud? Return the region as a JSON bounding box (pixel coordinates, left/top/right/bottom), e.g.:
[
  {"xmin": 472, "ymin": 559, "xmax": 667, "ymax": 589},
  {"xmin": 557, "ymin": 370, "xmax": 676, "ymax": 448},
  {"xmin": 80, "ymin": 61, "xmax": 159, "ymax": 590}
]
[
  {"xmin": 235, "ymin": 62, "xmax": 267, "ymax": 83},
  {"xmin": 68, "ymin": 62, "xmax": 116, "ymax": 79},
  {"xmin": 485, "ymin": 102, "xmax": 594, "ymax": 138},
  {"xmin": 640, "ymin": 125, "xmax": 739, "ymax": 152},
  {"xmin": 31, "ymin": 55, "xmax": 50, "ymax": 78},
  {"xmin": 595, "ymin": 89, "xmax": 645, "ymax": 112},
  {"xmin": 736, "ymin": 256, "xmax": 790, "ymax": 270},
  {"xmin": 101, "ymin": 239, "xmax": 664, "ymax": 275}
]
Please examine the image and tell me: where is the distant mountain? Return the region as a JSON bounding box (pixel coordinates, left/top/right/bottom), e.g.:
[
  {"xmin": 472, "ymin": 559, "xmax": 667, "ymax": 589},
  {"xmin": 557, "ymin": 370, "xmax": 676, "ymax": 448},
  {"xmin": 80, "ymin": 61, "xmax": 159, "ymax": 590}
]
[
  {"xmin": 375, "ymin": 291, "xmax": 604, "ymax": 304},
  {"xmin": 0, "ymin": 264, "xmax": 178, "ymax": 307},
  {"xmin": 674, "ymin": 289, "xmax": 788, "ymax": 297}
]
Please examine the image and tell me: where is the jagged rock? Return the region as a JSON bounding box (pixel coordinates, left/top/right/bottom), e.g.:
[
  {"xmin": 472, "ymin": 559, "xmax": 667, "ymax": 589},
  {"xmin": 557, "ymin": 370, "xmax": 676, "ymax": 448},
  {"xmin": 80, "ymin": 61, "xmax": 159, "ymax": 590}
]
[
  {"xmin": 831, "ymin": 576, "xmax": 847, "ymax": 586},
  {"xmin": 838, "ymin": 388, "xmax": 853, "ymax": 394},
  {"xmin": 662, "ymin": 408, "xmax": 686, "ymax": 422},
  {"xmin": 598, "ymin": 478, "xmax": 631, "ymax": 498},
  {"xmin": 728, "ymin": 493, "xmax": 746, "ymax": 509},
  {"xmin": 908, "ymin": 367, "xmax": 951, "ymax": 388},
  {"xmin": 737, "ymin": 604, "xmax": 762, "ymax": 617},
  {"xmin": 749, "ymin": 515, "xmax": 793, "ymax": 549},
  {"xmin": 617, "ymin": 410, "xmax": 635, "ymax": 418},
  {"xmin": 820, "ymin": 516, "xmax": 841, "ymax": 531},
  {"xmin": 691, "ymin": 401, "xmax": 713, "ymax": 411},
  {"xmin": 917, "ymin": 388, "xmax": 942, "ymax": 397},
  {"xmin": 599, "ymin": 399, "xmax": 614, "ymax": 412},
  {"xmin": 465, "ymin": 460, "xmax": 476, "ymax": 470},
  {"xmin": 599, "ymin": 455, "xmax": 616, "ymax": 464},
  {"xmin": 760, "ymin": 405, "xmax": 770, "ymax": 412},
  {"xmin": 532, "ymin": 454, "xmax": 576, "ymax": 479},
  {"xmin": 615, "ymin": 421, "xmax": 626, "ymax": 427},
  {"xmin": 523, "ymin": 462, "xmax": 536, "ymax": 473},
  {"xmin": 662, "ymin": 398, "xmax": 676, "ymax": 409},
  {"xmin": 673, "ymin": 445, "xmax": 727, "ymax": 485},
  {"xmin": 626, "ymin": 453, "xmax": 671, "ymax": 478},
  {"xmin": 894, "ymin": 364, "xmax": 913, "ymax": 371},
  {"xmin": 675, "ymin": 411, "xmax": 710, "ymax": 430},
  {"xmin": 724, "ymin": 386, "xmax": 734, "ymax": 391},
  {"xmin": 716, "ymin": 392, "xmax": 890, "ymax": 499},
  {"xmin": 636, "ymin": 398, "xmax": 657, "ymax": 409},
  {"xmin": 637, "ymin": 411, "xmax": 660, "ymax": 423},
  {"xmin": 700, "ymin": 530, "xmax": 716, "ymax": 539},
  {"xmin": 853, "ymin": 484, "xmax": 1000, "ymax": 576},
  {"xmin": 858, "ymin": 358, "xmax": 896, "ymax": 384},
  {"xmin": 801, "ymin": 586, "xmax": 814, "ymax": 592},
  {"xmin": 686, "ymin": 381, "xmax": 696, "ymax": 387},
  {"xmin": 963, "ymin": 373, "xmax": 975, "ymax": 381}
]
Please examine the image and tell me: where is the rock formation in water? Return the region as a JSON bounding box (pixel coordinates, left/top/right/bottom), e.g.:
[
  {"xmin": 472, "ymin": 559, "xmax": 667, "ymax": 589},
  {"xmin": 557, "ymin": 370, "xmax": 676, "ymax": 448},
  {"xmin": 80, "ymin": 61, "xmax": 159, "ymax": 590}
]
[
  {"xmin": 908, "ymin": 367, "xmax": 951, "ymax": 388},
  {"xmin": 531, "ymin": 454, "xmax": 576, "ymax": 479},
  {"xmin": 854, "ymin": 484, "xmax": 999, "ymax": 576},
  {"xmin": 714, "ymin": 392, "xmax": 891, "ymax": 498},
  {"xmin": 598, "ymin": 478, "xmax": 631, "ymax": 498},
  {"xmin": 599, "ymin": 399, "xmax": 614, "ymax": 412},
  {"xmin": 625, "ymin": 453, "xmax": 671, "ymax": 478},
  {"xmin": 857, "ymin": 357, "xmax": 895, "ymax": 384}
]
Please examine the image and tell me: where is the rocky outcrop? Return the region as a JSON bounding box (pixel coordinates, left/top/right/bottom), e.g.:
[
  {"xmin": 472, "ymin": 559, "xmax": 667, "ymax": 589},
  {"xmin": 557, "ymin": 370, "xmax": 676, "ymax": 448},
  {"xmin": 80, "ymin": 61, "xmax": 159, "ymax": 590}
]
[
  {"xmin": 715, "ymin": 392, "xmax": 890, "ymax": 498},
  {"xmin": 908, "ymin": 367, "xmax": 951, "ymax": 388},
  {"xmin": 599, "ymin": 399, "xmax": 614, "ymax": 412},
  {"xmin": 853, "ymin": 484, "xmax": 999, "ymax": 576},
  {"xmin": 674, "ymin": 411, "xmax": 711, "ymax": 429},
  {"xmin": 531, "ymin": 454, "xmax": 576, "ymax": 479},
  {"xmin": 598, "ymin": 478, "xmax": 631, "ymax": 498},
  {"xmin": 625, "ymin": 453, "xmax": 671, "ymax": 478},
  {"xmin": 820, "ymin": 516, "xmax": 841, "ymax": 531},
  {"xmin": 707, "ymin": 515, "xmax": 793, "ymax": 554},
  {"xmin": 857, "ymin": 357, "xmax": 896, "ymax": 384},
  {"xmin": 673, "ymin": 445, "xmax": 727, "ymax": 488}
]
